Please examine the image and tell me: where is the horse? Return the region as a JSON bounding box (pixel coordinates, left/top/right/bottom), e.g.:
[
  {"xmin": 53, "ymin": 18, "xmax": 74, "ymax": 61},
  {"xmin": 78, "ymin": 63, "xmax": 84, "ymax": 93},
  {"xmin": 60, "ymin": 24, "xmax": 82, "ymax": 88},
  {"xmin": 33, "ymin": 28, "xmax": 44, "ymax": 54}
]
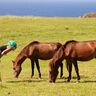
[
  {"xmin": 12, "ymin": 41, "xmax": 63, "ymax": 79},
  {"xmin": 49, "ymin": 40, "xmax": 96, "ymax": 83}
]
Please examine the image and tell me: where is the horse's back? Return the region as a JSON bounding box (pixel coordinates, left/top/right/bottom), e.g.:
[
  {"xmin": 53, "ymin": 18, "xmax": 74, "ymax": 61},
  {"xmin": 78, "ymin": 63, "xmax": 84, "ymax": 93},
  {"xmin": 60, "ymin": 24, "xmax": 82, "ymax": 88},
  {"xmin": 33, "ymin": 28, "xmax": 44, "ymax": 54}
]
[
  {"xmin": 37, "ymin": 42, "xmax": 61, "ymax": 51},
  {"xmin": 73, "ymin": 40, "xmax": 96, "ymax": 61},
  {"xmin": 75, "ymin": 40, "xmax": 96, "ymax": 51},
  {"xmin": 34, "ymin": 42, "xmax": 62, "ymax": 60},
  {"xmin": 26, "ymin": 41, "xmax": 62, "ymax": 60}
]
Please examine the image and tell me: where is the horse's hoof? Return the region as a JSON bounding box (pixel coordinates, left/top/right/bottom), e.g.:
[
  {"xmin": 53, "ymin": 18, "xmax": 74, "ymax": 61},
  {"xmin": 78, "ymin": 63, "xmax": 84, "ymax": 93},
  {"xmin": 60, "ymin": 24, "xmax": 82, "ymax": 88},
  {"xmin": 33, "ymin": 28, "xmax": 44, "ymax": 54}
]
[
  {"xmin": 39, "ymin": 75, "xmax": 41, "ymax": 79},
  {"xmin": 39, "ymin": 74, "xmax": 41, "ymax": 78},
  {"xmin": 67, "ymin": 79, "xmax": 70, "ymax": 82},
  {"xmin": 60, "ymin": 74, "xmax": 63, "ymax": 78},
  {"xmin": 60, "ymin": 76, "xmax": 63, "ymax": 79},
  {"xmin": 77, "ymin": 80, "xmax": 80, "ymax": 83},
  {"xmin": 38, "ymin": 77, "xmax": 41, "ymax": 80}
]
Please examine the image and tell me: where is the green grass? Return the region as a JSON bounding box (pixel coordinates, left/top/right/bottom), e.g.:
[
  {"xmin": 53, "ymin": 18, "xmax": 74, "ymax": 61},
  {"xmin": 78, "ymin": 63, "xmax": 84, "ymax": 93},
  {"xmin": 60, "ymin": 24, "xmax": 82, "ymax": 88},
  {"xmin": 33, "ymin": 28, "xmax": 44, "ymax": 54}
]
[{"xmin": 0, "ymin": 16, "xmax": 96, "ymax": 96}]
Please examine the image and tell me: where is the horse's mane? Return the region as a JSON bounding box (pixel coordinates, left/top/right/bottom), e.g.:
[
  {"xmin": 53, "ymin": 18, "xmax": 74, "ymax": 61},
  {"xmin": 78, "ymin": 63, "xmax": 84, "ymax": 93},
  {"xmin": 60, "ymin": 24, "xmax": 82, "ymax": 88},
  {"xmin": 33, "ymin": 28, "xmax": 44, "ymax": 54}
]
[
  {"xmin": 16, "ymin": 41, "xmax": 39, "ymax": 57},
  {"xmin": 28, "ymin": 41, "xmax": 40, "ymax": 46},
  {"xmin": 63, "ymin": 40, "xmax": 78, "ymax": 49}
]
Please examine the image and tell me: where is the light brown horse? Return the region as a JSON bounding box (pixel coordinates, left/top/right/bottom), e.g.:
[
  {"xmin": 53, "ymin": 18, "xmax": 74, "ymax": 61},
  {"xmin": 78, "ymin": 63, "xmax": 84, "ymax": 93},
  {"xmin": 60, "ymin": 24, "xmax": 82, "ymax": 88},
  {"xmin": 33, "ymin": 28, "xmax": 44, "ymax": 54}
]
[
  {"xmin": 49, "ymin": 40, "xmax": 96, "ymax": 82},
  {"xmin": 12, "ymin": 41, "xmax": 63, "ymax": 78}
]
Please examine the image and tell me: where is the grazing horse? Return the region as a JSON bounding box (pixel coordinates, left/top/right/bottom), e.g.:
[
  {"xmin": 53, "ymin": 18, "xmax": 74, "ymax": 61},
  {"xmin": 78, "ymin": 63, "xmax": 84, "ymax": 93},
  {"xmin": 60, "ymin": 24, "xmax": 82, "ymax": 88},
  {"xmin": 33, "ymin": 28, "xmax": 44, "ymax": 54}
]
[
  {"xmin": 49, "ymin": 40, "xmax": 96, "ymax": 83},
  {"xmin": 12, "ymin": 41, "xmax": 63, "ymax": 78}
]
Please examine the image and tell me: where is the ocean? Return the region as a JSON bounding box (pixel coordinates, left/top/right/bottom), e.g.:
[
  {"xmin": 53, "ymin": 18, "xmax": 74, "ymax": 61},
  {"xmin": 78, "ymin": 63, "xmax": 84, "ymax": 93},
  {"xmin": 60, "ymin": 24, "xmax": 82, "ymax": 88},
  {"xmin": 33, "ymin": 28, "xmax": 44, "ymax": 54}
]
[{"xmin": 0, "ymin": 2, "xmax": 96, "ymax": 17}]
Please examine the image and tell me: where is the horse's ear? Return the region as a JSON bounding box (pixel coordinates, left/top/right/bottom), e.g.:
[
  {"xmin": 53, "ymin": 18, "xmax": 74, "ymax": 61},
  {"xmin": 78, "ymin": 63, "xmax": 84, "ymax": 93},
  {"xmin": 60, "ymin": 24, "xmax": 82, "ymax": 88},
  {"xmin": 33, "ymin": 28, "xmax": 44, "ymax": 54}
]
[{"xmin": 12, "ymin": 60, "xmax": 15, "ymax": 63}]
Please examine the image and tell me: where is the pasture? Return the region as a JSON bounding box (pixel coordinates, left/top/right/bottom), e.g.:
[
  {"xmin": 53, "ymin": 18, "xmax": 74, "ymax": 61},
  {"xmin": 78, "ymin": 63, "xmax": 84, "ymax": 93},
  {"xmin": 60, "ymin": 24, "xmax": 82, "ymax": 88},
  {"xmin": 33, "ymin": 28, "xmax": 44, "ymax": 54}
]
[{"xmin": 0, "ymin": 16, "xmax": 96, "ymax": 96}]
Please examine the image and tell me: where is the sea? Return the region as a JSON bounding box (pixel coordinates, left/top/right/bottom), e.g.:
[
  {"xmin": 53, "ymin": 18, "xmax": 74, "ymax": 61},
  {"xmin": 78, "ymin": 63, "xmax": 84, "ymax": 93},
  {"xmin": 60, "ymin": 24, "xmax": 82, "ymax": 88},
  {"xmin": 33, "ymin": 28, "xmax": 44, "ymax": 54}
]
[{"xmin": 0, "ymin": 2, "xmax": 96, "ymax": 17}]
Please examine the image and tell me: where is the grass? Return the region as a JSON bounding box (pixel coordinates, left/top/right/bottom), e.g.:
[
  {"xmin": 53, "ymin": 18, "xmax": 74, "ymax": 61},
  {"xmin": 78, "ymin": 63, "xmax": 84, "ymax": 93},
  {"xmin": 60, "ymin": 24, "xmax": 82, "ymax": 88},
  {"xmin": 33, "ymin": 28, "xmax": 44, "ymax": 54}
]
[{"xmin": 0, "ymin": 16, "xmax": 96, "ymax": 96}]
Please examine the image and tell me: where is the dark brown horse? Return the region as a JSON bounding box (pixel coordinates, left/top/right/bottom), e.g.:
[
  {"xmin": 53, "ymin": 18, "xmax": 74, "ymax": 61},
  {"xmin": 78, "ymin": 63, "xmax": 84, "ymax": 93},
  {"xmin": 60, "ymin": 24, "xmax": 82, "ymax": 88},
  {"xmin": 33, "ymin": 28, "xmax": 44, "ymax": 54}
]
[
  {"xmin": 49, "ymin": 40, "xmax": 96, "ymax": 82},
  {"xmin": 12, "ymin": 41, "xmax": 63, "ymax": 78}
]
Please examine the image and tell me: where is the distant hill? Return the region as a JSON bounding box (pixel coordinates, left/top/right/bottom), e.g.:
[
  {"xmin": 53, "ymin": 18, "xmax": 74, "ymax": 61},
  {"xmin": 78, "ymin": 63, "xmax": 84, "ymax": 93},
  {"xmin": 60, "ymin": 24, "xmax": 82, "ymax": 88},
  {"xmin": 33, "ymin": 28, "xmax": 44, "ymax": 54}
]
[{"xmin": 81, "ymin": 12, "xmax": 96, "ymax": 18}]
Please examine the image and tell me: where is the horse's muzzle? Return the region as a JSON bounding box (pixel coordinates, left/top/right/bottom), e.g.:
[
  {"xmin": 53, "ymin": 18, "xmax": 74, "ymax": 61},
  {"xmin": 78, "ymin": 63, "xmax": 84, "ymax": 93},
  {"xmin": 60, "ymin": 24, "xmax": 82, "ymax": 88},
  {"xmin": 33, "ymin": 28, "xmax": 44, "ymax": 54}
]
[{"xmin": 14, "ymin": 71, "xmax": 19, "ymax": 78}]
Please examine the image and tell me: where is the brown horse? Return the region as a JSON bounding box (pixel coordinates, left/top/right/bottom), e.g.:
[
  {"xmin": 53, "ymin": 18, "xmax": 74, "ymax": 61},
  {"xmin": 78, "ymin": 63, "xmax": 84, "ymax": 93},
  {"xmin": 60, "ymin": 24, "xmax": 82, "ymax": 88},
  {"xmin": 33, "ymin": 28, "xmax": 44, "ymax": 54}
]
[
  {"xmin": 49, "ymin": 40, "xmax": 96, "ymax": 82},
  {"xmin": 12, "ymin": 41, "xmax": 63, "ymax": 78}
]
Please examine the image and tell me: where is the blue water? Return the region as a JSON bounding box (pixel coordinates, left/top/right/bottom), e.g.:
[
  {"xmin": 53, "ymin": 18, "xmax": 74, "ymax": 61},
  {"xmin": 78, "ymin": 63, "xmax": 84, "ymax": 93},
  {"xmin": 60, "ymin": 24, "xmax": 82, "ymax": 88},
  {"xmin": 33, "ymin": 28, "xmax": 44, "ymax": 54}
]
[{"xmin": 0, "ymin": 2, "xmax": 96, "ymax": 17}]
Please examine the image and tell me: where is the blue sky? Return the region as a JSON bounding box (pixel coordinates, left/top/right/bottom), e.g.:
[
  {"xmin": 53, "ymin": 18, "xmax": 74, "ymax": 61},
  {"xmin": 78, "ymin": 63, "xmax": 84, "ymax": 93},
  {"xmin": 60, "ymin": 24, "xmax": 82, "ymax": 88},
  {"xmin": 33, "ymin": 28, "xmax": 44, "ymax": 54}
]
[{"xmin": 0, "ymin": 0, "xmax": 96, "ymax": 2}]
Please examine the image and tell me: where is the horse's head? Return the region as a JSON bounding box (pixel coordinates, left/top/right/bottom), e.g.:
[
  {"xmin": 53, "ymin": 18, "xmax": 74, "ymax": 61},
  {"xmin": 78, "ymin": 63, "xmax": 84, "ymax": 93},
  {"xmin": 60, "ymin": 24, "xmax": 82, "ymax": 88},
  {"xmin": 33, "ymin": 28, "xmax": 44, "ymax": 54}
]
[
  {"xmin": 48, "ymin": 61, "xmax": 59, "ymax": 83},
  {"xmin": 48, "ymin": 47, "xmax": 65, "ymax": 83},
  {"xmin": 12, "ymin": 60, "xmax": 22, "ymax": 78}
]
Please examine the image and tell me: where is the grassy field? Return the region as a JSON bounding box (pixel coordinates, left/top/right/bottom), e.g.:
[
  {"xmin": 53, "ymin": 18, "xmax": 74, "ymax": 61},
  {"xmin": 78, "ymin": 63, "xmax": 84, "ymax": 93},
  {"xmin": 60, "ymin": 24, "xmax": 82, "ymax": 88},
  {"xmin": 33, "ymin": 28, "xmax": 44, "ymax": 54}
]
[{"xmin": 0, "ymin": 16, "xmax": 96, "ymax": 96}]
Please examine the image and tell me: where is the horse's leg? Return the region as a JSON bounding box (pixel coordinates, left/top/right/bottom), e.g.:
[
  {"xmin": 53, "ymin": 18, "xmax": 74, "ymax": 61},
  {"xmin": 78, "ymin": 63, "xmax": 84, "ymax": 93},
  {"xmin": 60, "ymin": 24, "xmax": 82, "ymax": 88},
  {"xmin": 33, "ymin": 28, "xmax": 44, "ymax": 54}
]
[
  {"xmin": 66, "ymin": 59, "xmax": 69, "ymax": 72},
  {"xmin": 35, "ymin": 59, "xmax": 41, "ymax": 79},
  {"xmin": 72, "ymin": 60, "xmax": 80, "ymax": 82},
  {"xmin": 30, "ymin": 59, "xmax": 34, "ymax": 78},
  {"xmin": 60, "ymin": 62, "xmax": 63, "ymax": 78},
  {"xmin": 66, "ymin": 59, "xmax": 72, "ymax": 82}
]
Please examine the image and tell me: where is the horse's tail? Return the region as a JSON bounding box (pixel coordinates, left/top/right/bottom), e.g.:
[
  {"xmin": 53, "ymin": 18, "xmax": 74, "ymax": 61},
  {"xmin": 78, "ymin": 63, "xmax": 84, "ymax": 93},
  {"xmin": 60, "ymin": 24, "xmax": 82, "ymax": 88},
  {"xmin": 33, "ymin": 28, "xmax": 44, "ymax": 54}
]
[{"xmin": 56, "ymin": 42, "xmax": 62, "ymax": 50}]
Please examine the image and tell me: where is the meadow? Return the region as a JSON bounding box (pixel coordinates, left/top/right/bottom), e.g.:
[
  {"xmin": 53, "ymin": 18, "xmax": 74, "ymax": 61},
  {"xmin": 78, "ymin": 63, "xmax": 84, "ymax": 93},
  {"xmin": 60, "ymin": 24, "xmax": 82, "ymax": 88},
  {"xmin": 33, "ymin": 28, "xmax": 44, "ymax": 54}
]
[{"xmin": 0, "ymin": 16, "xmax": 96, "ymax": 96}]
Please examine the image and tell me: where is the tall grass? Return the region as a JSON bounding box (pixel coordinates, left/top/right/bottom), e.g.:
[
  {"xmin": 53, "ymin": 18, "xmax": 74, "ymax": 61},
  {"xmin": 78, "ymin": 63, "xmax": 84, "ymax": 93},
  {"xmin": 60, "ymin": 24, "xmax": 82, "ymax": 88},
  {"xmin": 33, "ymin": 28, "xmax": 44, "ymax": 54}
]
[{"xmin": 0, "ymin": 16, "xmax": 96, "ymax": 96}]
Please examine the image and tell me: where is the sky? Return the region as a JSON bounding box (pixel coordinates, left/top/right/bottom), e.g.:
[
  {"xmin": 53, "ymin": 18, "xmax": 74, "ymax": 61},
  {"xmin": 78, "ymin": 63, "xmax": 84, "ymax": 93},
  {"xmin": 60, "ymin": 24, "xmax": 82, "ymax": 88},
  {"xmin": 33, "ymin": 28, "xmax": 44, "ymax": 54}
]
[{"xmin": 0, "ymin": 0, "xmax": 96, "ymax": 3}]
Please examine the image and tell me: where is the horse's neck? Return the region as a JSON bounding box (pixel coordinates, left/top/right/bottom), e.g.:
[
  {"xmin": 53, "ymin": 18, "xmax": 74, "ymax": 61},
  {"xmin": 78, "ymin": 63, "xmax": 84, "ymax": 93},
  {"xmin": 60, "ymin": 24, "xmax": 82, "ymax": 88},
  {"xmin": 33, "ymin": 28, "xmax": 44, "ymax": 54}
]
[{"xmin": 16, "ymin": 54, "xmax": 26, "ymax": 65}]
